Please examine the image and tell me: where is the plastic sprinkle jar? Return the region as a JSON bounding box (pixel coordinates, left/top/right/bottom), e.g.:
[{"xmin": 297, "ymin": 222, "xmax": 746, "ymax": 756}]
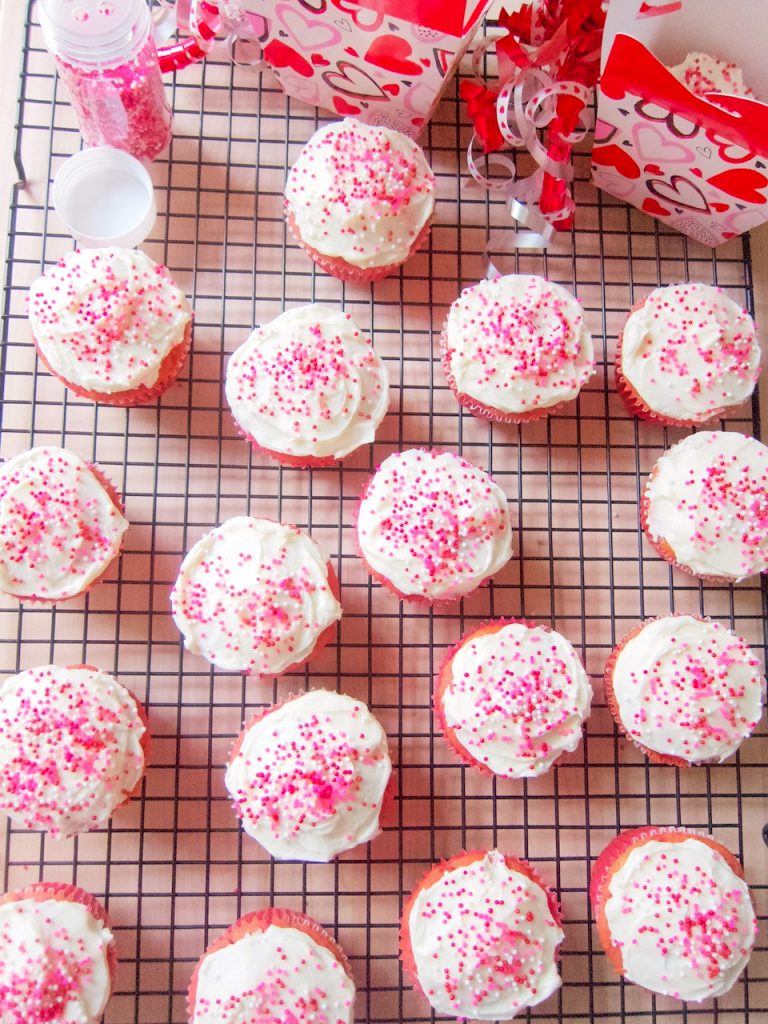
[{"xmin": 39, "ymin": 0, "xmax": 172, "ymax": 162}]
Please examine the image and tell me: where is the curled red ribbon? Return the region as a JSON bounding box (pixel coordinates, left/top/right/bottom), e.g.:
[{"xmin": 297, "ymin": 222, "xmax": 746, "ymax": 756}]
[{"xmin": 461, "ymin": 0, "xmax": 605, "ymax": 232}]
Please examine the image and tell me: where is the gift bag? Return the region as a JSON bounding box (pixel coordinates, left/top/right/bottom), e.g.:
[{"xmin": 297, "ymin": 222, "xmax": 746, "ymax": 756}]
[
  {"xmin": 592, "ymin": 0, "xmax": 768, "ymax": 246},
  {"xmin": 238, "ymin": 0, "xmax": 494, "ymax": 137}
]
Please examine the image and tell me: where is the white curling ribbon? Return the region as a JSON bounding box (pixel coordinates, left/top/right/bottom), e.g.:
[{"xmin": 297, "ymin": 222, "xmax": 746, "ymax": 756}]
[
  {"xmin": 470, "ymin": 31, "xmax": 507, "ymax": 83},
  {"xmin": 465, "ymin": 139, "xmax": 574, "ymax": 237},
  {"xmin": 466, "ymin": 136, "xmax": 520, "ymax": 194}
]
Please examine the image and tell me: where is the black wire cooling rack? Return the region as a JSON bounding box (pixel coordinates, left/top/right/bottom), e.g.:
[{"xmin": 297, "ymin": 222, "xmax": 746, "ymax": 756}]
[{"xmin": 1, "ymin": 3, "xmax": 767, "ymax": 1022}]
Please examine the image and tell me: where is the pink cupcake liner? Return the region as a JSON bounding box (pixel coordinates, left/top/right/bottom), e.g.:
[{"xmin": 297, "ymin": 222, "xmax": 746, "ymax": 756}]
[
  {"xmin": 286, "ymin": 207, "xmax": 432, "ymax": 283},
  {"xmin": 34, "ymin": 319, "xmax": 193, "ymax": 407}
]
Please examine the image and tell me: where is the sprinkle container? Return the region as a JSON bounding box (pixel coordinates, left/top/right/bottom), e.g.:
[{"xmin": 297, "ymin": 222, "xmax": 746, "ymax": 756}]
[{"xmin": 38, "ymin": 0, "xmax": 172, "ymax": 161}]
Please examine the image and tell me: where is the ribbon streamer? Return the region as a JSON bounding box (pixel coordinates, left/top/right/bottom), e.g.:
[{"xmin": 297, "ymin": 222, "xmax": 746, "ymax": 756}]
[
  {"xmin": 461, "ymin": 0, "xmax": 605, "ymax": 244},
  {"xmin": 157, "ymin": 0, "xmax": 264, "ymax": 74}
]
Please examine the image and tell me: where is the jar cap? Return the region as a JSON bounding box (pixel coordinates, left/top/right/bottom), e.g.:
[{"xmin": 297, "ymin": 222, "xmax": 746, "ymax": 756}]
[
  {"xmin": 52, "ymin": 147, "xmax": 157, "ymax": 249},
  {"xmin": 39, "ymin": 0, "xmax": 150, "ymax": 66}
]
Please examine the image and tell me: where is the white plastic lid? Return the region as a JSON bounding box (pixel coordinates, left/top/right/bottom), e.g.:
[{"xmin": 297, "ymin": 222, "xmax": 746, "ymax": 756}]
[
  {"xmin": 52, "ymin": 147, "xmax": 157, "ymax": 249},
  {"xmin": 39, "ymin": 0, "xmax": 150, "ymax": 66}
]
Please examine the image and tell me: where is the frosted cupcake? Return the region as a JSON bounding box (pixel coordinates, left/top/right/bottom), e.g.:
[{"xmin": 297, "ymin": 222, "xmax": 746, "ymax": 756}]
[
  {"xmin": 28, "ymin": 247, "xmax": 193, "ymax": 405},
  {"xmin": 356, "ymin": 448, "xmax": 513, "ymax": 603},
  {"xmin": 0, "ymin": 881, "xmax": 116, "ymax": 1023},
  {"xmin": 642, "ymin": 430, "xmax": 768, "ymax": 582},
  {"xmin": 435, "ymin": 619, "xmax": 593, "ymax": 777},
  {"xmin": 616, "ymin": 283, "xmax": 761, "ymax": 426},
  {"xmin": 0, "ymin": 664, "xmax": 149, "ymax": 838},
  {"xmin": 171, "ymin": 516, "xmax": 342, "ymax": 675},
  {"xmin": 604, "ymin": 615, "xmax": 765, "ymax": 766},
  {"xmin": 591, "ymin": 827, "xmax": 757, "ymax": 1001},
  {"xmin": 284, "ymin": 119, "xmax": 435, "ymax": 282},
  {"xmin": 225, "ymin": 689, "xmax": 392, "ymax": 861},
  {"xmin": 669, "ymin": 53, "xmax": 754, "ymax": 97},
  {"xmin": 0, "ymin": 446, "xmax": 129, "ymax": 602},
  {"xmin": 225, "ymin": 305, "xmax": 389, "ymax": 466},
  {"xmin": 401, "ymin": 849, "xmax": 563, "ymax": 1020},
  {"xmin": 441, "ymin": 275, "xmax": 595, "ymax": 422},
  {"xmin": 188, "ymin": 907, "xmax": 355, "ymax": 1024}
]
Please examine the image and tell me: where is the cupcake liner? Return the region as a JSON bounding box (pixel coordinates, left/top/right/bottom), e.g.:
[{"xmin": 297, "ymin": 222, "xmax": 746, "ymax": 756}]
[
  {"xmin": 0, "ymin": 881, "xmax": 118, "ymax": 983},
  {"xmin": 6, "ymin": 461, "xmax": 126, "ymax": 605},
  {"xmin": 231, "ymin": 417, "xmax": 339, "ymax": 469},
  {"xmin": 439, "ymin": 329, "xmax": 571, "ymax": 425},
  {"xmin": 286, "ymin": 208, "xmax": 432, "ymax": 284},
  {"xmin": 400, "ymin": 849, "xmax": 563, "ymax": 994},
  {"xmin": 34, "ymin": 319, "xmax": 193, "ymax": 407},
  {"xmin": 590, "ymin": 826, "xmax": 746, "ymax": 979},
  {"xmin": 187, "ymin": 907, "xmax": 353, "ymax": 1019}
]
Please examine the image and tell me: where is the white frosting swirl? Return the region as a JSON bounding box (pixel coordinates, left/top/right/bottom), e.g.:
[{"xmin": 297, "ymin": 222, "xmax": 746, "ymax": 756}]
[
  {"xmin": 611, "ymin": 616, "xmax": 765, "ymax": 764},
  {"xmin": 0, "ymin": 665, "xmax": 146, "ymax": 839},
  {"xmin": 620, "ymin": 284, "xmax": 760, "ymax": 422},
  {"xmin": 406, "ymin": 850, "xmax": 563, "ymax": 1019},
  {"xmin": 171, "ymin": 517, "xmax": 342, "ymax": 674},
  {"xmin": 28, "ymin": 247, "xmax": 192, "ymax": 395},
  {"xmin": 443, "ymin": 275, "xmax": 594, "ymax": 416},
  {"xmin": 357, "ymin": 449, "xmax": 513, "ymax": 601},
  {"xmin": 191, "ymin": 921, "xmax": 355, "ymax": 1024},
  {"xmin": 225, "ymin": 689, "xmax": 391, "ymax": 862},
  {"xmin": 0, "ymin": 895, "xmax": 113, "ymax": 1022},
  {"xmin": 0, "ymin": 446, "xmax": 129, "ymax": 601},
  {"xmin": 284, "ymin": 119, "xmax": 435, "ymax": 270},
  {"xmin": 669, "ymin": 53, "xmax": 754, "ymax": 97},
  {"xmin": 644, "ymin": 431, "xmax": 768, "ymax": 580},
  {"xmin": 441, "ymin": 622, "xmax": 593, "ymax": 777},
  {"xmin": 225, "ymin": 305, "xmax": 389, "ymax": 460},
  {"xmin": 604, "ymin": 837, "xmax": 757, "ymax": 1001}
]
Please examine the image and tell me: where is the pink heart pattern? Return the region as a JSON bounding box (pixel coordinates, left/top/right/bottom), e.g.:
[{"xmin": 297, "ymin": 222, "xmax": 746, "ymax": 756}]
[{"xmin": 247, "ymin": 0, "xmax": 487, "ymax": 138}]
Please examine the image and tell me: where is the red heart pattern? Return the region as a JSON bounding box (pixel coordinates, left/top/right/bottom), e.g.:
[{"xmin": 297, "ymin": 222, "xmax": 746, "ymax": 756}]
[
  {"xmin": 642, "ymin": 198, "xmax": 671, "ymax": 217},
  {"xmin": 263, "ymin": 40, "xmax": 314, "ymax": 79},
  {"xmin": 259, "ymin": 0, "xmax": 483, "ymax": 137},
  {"xmin": 365, "ymin": 36, "xmax": 424, "ymax": 77},
  {"xmin": 332, "ymin": 95, "xmax": 362, "ymax": 116},
  {"xmin": 708, "ymin": 169, "xmax": 768, "ymax": 205},
  {"xmin": 591, "ymin": 144, "xmax": 641, "ymax": 180}
]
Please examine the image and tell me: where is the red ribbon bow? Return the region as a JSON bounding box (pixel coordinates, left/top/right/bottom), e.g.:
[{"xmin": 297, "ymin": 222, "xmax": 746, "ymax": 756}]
[{"xmin": 461, "ymin": 0, "xmax": 606, "ymax": 230}]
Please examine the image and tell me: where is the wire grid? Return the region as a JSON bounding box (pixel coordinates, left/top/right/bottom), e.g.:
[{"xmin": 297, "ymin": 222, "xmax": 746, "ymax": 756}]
[{"xmin": 1, "ymin": 3, "xmax": 767, "ymax": 1022}]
